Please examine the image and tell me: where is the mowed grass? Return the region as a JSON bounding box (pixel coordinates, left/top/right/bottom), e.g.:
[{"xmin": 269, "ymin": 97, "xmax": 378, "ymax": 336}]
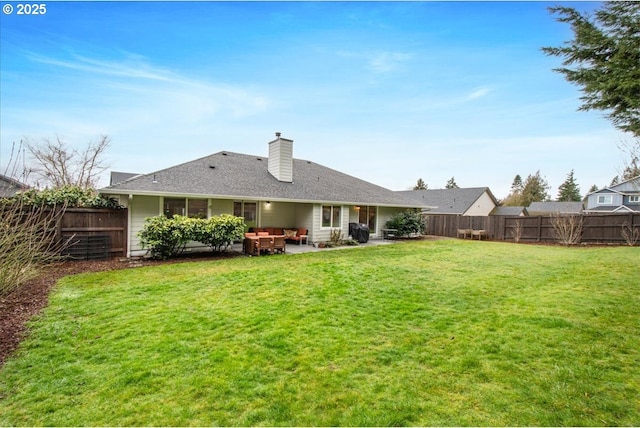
[{"xmin": 0, "ymin": 240, "xmax": 638, "ymax": 426}]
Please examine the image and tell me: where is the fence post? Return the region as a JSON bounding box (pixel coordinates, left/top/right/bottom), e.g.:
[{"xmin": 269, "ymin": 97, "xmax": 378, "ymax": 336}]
[{"xmin": 537, "ymin": 216, "xmax": 542, "ymax": 242}]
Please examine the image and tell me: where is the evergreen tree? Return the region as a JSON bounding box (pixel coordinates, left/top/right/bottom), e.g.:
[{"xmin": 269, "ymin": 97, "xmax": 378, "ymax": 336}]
[
  {"xmin": 542, "ymin": 3, "xmax": 640, "ymax": 136},
  {"xmin": 413, "ymin": 178, "xmax": 428, "ymax": 190},
  {"xmin": 445, "ymin": 177, "xmax": 459, "ymax": 189},
  {"xmin": 510, "ymin": 174, "xmax": 523, "ymax": 194},
  {"xmin": 557, "ymin": 169, "xmax": 582, "ymax": 201},
  {"xmin": 503, "ymin": 174, "xmax": 525, "ymax": 206},
  {"xmin": 521, "ymin": 171, "xmax": 551, "ymax": 206},
  {"xmin": 588, "ymin": 184, "xmax": 599, "ymax": 194}
]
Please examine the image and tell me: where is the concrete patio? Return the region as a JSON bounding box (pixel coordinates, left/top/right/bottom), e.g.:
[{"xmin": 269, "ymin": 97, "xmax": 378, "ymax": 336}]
[{"xmin": 232, "ymin": 237, "xmax": 398, "ymax": 256}]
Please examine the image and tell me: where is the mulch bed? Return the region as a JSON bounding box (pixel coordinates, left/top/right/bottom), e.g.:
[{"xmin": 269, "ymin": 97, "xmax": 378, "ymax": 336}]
[{"xmin": 0, "ymin": 252, "xmax": 244, "ymax": 368}]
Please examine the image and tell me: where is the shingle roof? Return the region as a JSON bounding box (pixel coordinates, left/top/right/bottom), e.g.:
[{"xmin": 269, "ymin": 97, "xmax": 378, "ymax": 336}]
[
  {"xmin": 101, "ymin": 151, "xmax": 421, "ymax": 207},
  {"xmin": 0, "ymin": 174, "xmax": 29, "ymax": 198},
  {"xmin": 397, "ymin": 187, "xmax": 495, "ymax": 214},
  {"xmin": 527, "ymin": 201, "xmax": 583, "ymax": 215},
  {"xmin": 584, "ymin": 204, "xmax": 640, "ymax": 213},
  {"xmin": 110, "ymin": 171, "xmax": 141, "ymax": 186},
  {"xmin": 490, "ymin": 206, "xmax": 528, "ymax": 216}
]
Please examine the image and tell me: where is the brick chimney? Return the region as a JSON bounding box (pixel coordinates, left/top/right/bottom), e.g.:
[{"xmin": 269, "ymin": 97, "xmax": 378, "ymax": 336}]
[{"xmin": 268, "ymin": 132, "xmax": 293, "ymax": 182}]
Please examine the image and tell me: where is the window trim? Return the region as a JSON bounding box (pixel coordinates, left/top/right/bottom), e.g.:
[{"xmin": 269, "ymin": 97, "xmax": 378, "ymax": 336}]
[
  {"xmin": 597, "ymin": 195, "xmax": 613, "ymax": 205},
  {"xmin": 321, "ymin": 205, "xmax": 342, "ymax": 229},
  {"xmin": 358, "ymin": 205, "xmax": 378, "ymax": 232},
  {"xmin": 629, "ymin": 195, "xmax": 640, "ymax": 203}
]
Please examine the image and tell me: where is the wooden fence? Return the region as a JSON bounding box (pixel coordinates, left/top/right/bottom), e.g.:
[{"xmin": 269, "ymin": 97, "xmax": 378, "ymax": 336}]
[
  {"xmin": 424, "ymin": 213, "xmax": 640, "ymax": 245},
  {"xmin": 58, "ymin": 208, "xmax": 127, "ymax": 259}
]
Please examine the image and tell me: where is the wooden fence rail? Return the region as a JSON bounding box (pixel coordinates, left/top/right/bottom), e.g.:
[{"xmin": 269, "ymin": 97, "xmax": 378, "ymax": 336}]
[{"xmin": 424, "ymin": 213, "xmax": 640, "ymax": 245}]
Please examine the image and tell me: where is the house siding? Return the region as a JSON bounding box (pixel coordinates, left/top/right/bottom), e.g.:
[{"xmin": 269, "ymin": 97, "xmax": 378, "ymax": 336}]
[
  {"xmin": 260, "ymin": 201, "xmax": 296, "ymax": 228},
  {"xmin": 129, "ymin": 195, "xmax": 161, "ymax": 256},
  {"xmin": 465, "ymin": 191, "xmax": 496, "ymax": 216},
  {"xmin": 586, "ymin": 191, "xmax": 624, "ymax": 210},
  {"xmin": 377, "ymin": 206, "xmax": 405, "ymax": 235}
]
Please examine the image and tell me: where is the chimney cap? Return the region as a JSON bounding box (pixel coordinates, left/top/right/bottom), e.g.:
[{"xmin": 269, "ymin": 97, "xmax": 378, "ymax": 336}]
[{"xmin": 275, "ymin": 132, "xmax": 281, "ymax": 138}]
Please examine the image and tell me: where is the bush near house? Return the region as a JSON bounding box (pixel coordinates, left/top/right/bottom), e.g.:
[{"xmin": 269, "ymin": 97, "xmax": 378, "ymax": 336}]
[
  {"xmin": 138, "ymin": 214, "xmax": 245, "ymax": 259},
  {"xmin": 385, "ymin": 209, "xmax": 426, "ymax": 237}
]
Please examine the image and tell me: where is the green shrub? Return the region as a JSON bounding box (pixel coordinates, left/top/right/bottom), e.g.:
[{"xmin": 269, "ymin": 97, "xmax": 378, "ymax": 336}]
[
  {"xmin": 138, "ymin": 216, "xmax": 191, "ymax": 259},
  {"xmin": 6, "ymin": 185, "xmax": 122, "ymax": 209},
  {"xmin": 195, "ymin": 214, "xmax": 246, "ymax": 252},
  {"xmin": 385, "ymin": 210, "xmax": 426, "ymax": 237},
  {"xmin": 138, "ymin": 214, "xmax": 246, "ymax": 259}
]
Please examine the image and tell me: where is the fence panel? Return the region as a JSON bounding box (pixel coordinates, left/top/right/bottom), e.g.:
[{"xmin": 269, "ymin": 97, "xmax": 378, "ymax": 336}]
[
  {"xmin": 424, "ymin": 213, "xmax": 640, "ymax": 245},
  {"xmin": 58, "ymin": 208, "xmax": 127, "ymax": 258}
]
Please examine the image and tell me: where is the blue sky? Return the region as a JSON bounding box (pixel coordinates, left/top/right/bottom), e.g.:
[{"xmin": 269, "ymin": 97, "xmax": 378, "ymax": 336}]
[{"xmin": 0, "ymin": 1, "xmax": 632, "ymax": 198}]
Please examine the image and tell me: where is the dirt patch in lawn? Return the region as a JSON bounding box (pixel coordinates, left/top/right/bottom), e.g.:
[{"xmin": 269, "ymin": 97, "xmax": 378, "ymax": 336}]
[{"xmin": 0, "ymin": 251, "xmax": 244, "ymax": 368}]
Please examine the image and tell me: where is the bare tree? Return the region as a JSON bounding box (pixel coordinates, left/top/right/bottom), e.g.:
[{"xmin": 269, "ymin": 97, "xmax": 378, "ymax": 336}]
[
  {"xmin": 621, "ymin": 222, "xmax": 639, "ymax": 246},
  {"xmin": 618, "ymin": 138, "xmax": 640, "ymax": 183},
  {"xmin": 550, "ymin": 213, "xmax": 584, "ymax": 246},
  {"xmin": 2, "ymin": 140, "xmax": 33, "ymax": 186},
  {"xmin": 0, "ymin": 199, "xmax": 68, "ymax": 297},
  {"xmin": 511, "ymin": 218, "xmax": 524, "ymax": 243},
  {"xmin": 27, "ymin": 135, "xmax": 111, "ymax": 189}
]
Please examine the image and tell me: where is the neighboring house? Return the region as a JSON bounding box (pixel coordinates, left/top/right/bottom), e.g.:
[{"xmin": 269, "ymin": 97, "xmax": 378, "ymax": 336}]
[
  {"xmin": 0, "ymin": 174, "xmax": 29, "ymax": 197},
  {"xmin": 527, "ymin": 201, "xmax": 583, "ymax": 216},
  {"xmin": 100, "ymin": 133, "xmax": 428, "ymax": 257},
  {"xmin": 583, "ymin": 175, "xmax": 640, "ymax": 213},
  {"xmin": 110, "ymin": 171, "xmax": 141, "ymax": 186},
  {"xmin": 490, "ymin": 206, "xmax": 529, "ymax": 216},
  {"xmin": 398, "ymin": 187, "xmax": 499, "ymax": 216}
]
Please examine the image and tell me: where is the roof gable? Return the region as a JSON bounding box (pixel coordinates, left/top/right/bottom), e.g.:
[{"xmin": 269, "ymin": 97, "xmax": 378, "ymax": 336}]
[{"xmin": 587, "ymin": 175, "xmax": 640, "ymax": 196}]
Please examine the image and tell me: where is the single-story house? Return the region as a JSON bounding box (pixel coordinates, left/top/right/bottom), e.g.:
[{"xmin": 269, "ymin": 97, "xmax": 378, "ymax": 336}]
[
  {"xmin": 100, "ymin": 133, "xmax": 429, "ymax": 257},
  {"xmin": 583, "ymin": 175, "xmax": 640, "ymax": 213},
  {"xmin": 0, "ymin": 174, "xmax": 29, "ymax": 198},
  {"xmin": 490, "ymin": 206, "xmax": 529, "ymax": 216},
  {"xmin": 527, "ymin": 201, "xmax": 584, "ymax": 216},
  {"xmin": 397, "ymin": 187, "xmax": 499, "ymax": 216}
]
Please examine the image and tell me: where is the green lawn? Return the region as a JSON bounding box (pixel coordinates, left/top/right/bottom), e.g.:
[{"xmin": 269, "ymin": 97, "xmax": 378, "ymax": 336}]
[{"xmin": 0, "ymin": 240, "xmax": 638, "ymax": 426}]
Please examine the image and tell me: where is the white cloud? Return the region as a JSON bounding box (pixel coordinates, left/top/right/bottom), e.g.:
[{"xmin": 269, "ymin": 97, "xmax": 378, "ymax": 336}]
[
  {"xmin": 26, "ymin": 51, "xmax": 177, "ymax": 82},
  {"xmin": 368, "ymin": 51, "xmax": 412, "ymax": 74},
  {"xmin": 466, "ymin": 86, "xmax": 492, "ymax": 100}
]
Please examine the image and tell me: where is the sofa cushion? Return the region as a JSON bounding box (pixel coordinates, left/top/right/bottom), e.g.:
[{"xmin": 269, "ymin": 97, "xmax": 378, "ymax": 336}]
[{"xmin": 284, "ymin": 229, "xmax": 297, "ymax": 238}]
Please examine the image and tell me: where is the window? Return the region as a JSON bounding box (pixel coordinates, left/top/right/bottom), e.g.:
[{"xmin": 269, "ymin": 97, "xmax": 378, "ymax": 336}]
[
  {"xmin": 322, "ymin": 205, "xmax": 341, "ymax": 228},
  {"xmin": 234, "ymin": 201, "xmax": 257, "ymax": 225},
  {"xmin": 358, "ymin": 206, "xmax": 377, "ymax": 231},
  {"xmin": 597, "ymin": 195, "xmax": 613, "ymax": 205},
  {"xmin": 629, "ymin": 196, "xmax": 640, "ymax": 203},
  {"xmin": 164, "ymin": 198, "xmax": 185, "ymax": 217},
  {"xmin": 165, "ymin": 198, "xmax": 209, "ymax": 218},
  {"xmin": 188, "ymin": 199, "xmax": 208, "ymax": 218}
]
